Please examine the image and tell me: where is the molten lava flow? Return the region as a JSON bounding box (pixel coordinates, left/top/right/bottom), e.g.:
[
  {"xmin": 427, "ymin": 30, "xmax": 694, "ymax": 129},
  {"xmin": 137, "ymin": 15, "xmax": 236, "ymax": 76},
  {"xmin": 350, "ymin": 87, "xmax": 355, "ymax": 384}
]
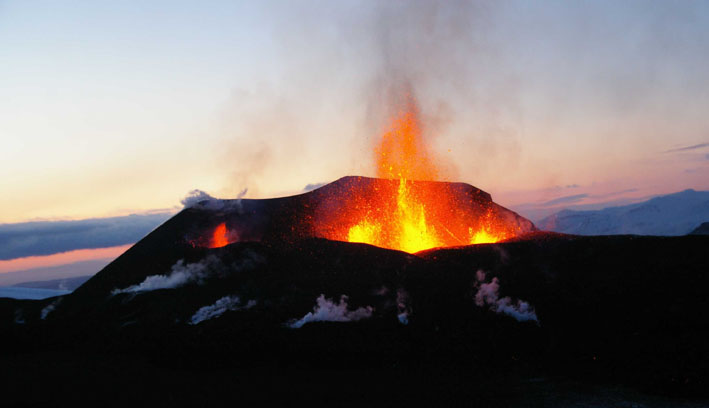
[
  {"xmin": 348, "ymin": 178, "xmax": 444, "ymax": 253},
  {"xmin": 210, "ymin": 222, "xmax": 230, "ymax": 248},
  {"xmin": 469, "ymin": 228, "xmax": 498, "ymax": 245},
  {"xmin": 342, "ymin": 95, "xmax": 507, "ymax": 253},
  {"xmin": 469, "ymin": 211, "xmax": 508, "ymax": 245}
]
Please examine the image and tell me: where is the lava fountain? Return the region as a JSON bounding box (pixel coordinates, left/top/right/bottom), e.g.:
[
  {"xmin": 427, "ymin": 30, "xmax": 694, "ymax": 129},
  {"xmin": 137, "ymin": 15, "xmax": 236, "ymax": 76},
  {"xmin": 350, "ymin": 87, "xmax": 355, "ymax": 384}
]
[
  {"xmin": 194, "ymin": 95, "xmax": 531, "ymax": 253},
  {"xmin": 341, "ymin": 97, "xmax": 507, "ymax": 253},
  {"xmin": 210, "ymin": 222, "xmax": 230, "ymax": 248}
]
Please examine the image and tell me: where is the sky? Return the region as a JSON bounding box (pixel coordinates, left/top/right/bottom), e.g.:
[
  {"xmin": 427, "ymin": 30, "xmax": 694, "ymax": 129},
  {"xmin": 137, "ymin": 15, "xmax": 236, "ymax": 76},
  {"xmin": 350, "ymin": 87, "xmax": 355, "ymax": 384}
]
[{"xmin": 1, "ymin": 1, "xmax": 709, "ymax": 270}]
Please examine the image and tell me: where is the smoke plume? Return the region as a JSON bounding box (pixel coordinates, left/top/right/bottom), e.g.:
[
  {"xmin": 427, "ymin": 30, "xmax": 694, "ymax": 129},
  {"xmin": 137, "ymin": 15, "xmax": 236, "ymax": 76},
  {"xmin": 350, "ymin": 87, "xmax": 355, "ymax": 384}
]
[
  {"xmin": 212, "ymin": 0, "xmax": 520, "ymax": 195},
  {"xmin": 288, "ymin": 294, "xmax": 374, "ymax": 329}
]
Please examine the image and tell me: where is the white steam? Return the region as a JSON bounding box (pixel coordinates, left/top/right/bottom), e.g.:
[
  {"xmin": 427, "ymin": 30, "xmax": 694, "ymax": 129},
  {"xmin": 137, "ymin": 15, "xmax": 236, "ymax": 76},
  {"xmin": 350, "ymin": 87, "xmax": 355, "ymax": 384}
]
[
  {"xmin": 288, "ymin": 294, "xmax": 374, "ymax": 329},
  {"xmin": 397, "ymin": 289, "xmax": 411, "ymax": 325},
  {"xmin": 474, "ymin": 270, "xmax": 538, "ymax": 323},
  {"xmin": 182, "ymin": 189, "xmax": 218, "ymax": 209},
  {"xmin": 189, "ymin": 296, "xmax": 257, "ymax": 325},
  {"xmin": 14, "ymin": 309, "xmax": 25, "ymax": 325},
  {"xmin": 112, "ymin": 256, "xmax": 222, "ymax": 295},
  {"xmin": 40, "ymin": 298, "xmax": 62, "ymax": 320},
  {"xmin": 181, "ymin": 188, "xmax": 248, "ymax": 213},
  {"xmin": 112, "ymin": 251, "xmax": 264, "ymax": 295}
]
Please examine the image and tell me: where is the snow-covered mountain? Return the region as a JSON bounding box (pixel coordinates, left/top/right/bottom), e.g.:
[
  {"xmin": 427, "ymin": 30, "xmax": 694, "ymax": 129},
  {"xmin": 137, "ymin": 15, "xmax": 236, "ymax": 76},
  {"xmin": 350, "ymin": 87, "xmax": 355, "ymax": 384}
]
[{"xmin": 538, "ymin": 189, "xmax": 709, "ymax": 235}]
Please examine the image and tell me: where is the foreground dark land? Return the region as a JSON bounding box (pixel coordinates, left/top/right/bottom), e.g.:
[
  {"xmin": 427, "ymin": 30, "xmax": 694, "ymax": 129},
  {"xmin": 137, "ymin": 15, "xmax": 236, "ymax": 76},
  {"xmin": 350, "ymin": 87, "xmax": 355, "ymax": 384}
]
[{"xmin": 2, "ymin": 233, "xmax": 709, "ymax": 406}]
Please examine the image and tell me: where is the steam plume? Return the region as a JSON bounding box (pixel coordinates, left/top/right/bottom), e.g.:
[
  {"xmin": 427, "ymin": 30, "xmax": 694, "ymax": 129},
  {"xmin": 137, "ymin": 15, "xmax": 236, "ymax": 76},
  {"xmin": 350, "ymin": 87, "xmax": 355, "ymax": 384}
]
[
  {"xmin": 112, "ymin": 256, "xmax": 221, "ymax": 294},
  {"xmin": 181, "ymin": 188, "xmax": 248, "ymax": 213},
  {"xmin": 189, "ymin": 296, "xmax": 256, "ymax": 325},
  {"xmin": 112, "ymin": 250, "xmax": 264, "ymax": 295},
  {"xmin": 474, "ymin": 270, "xmax": 538, "ymax": 323},
  {"xmin": 288, "ymin": 294, "xmax": 374, "ymax": 328},
  {"xmin": 397, "ymin": 289, "xmax": 411, "ymax": 325},
  {"xmin": 40, "ymin": 298, "xmax": 62, "ymax": 320}
]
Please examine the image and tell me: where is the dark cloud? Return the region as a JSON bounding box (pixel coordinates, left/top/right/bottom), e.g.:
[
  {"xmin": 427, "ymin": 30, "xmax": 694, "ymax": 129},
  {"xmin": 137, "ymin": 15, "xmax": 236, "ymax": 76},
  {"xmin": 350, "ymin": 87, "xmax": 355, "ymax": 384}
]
[
  {"xmin": 0, "ymin": 213, "xmax": 173, "ymax": 260},
  {"xmin": 664, "ymin": 143, "xmax": 709, "ymax": 153},
  {"xmin": 705, "ymin": 153, "xmax": 709, "ymax": 160}
]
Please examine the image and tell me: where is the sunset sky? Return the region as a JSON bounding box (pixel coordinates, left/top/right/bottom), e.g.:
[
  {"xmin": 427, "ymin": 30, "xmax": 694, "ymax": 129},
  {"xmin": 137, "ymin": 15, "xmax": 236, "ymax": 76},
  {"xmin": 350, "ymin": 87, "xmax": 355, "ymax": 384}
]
[{"xmin": 2, "ymin": 1, "xmax": 709, "ymax": 269}]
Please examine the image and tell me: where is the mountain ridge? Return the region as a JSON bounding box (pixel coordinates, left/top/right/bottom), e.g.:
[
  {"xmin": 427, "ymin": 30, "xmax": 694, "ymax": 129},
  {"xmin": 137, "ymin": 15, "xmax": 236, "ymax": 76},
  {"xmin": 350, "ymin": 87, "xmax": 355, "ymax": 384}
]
[{"xmin": 538, "ymin": 189, "xmax": 709, "ymax": 235}]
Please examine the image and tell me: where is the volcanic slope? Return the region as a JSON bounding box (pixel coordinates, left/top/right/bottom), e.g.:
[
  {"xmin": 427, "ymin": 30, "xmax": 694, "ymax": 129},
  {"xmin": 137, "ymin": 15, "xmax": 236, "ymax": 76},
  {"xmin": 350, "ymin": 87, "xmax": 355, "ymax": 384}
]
[
  {"xmin": 3, "ymin": 178, "xmax": 709, "ymax": 404},
  {"xmin": 67, "ymin": 175, "xmax": 534, "ymax": 298},
  {"xmin": 3, "ymin": 233, "xmax": 708, "ymax": 399}
]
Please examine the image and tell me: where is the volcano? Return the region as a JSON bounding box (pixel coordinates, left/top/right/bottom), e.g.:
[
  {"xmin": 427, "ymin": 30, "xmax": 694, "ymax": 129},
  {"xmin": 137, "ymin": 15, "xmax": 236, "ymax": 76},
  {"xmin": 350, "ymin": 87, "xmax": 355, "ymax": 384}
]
[
  {"xmin": 3, "ymin": 98, "xmax": 709, "ymax": 405},
  {"xmin": 3, "ymin": 219, "xmax": 709, "ymax": 405},
  {"xmin": 184, "ymin": 176, "xmax": 535, "ymax": 252},
  {"xmin": 2, "ymin": 198, "xmax": 709, "ymax": 405}
]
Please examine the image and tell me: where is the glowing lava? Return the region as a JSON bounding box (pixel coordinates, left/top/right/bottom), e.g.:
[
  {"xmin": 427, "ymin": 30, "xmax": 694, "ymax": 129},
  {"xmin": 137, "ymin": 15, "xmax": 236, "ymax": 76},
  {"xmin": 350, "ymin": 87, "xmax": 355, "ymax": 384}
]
[
  {"xmin": 210, "ymin": 222, "xmax": 230, "ymax": 248},
  {"xmin": 348, "ymin": 178, "xmax": 443, "ymax": 253},
  {"xmin": 344, "ymin": 96, "xmax": 506, "ymax": 253},
  {"xmin": 193, "ymin": 95, "xmax": 525, "ymax": 252}
]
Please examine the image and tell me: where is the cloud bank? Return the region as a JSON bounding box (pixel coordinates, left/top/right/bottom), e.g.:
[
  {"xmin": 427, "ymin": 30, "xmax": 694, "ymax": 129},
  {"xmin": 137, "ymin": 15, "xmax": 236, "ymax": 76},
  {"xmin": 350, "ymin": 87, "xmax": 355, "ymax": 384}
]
[{"xmin": 0, "ymin": 213, "xmax": 173, "ymax": 260}]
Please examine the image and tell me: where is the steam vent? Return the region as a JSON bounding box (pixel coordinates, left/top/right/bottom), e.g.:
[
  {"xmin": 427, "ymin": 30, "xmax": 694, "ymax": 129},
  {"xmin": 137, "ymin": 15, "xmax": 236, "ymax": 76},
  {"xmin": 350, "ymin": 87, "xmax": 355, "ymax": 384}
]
[{"xmin": 184, "ymin": 176, "xmax": 536, "ymax": 254}]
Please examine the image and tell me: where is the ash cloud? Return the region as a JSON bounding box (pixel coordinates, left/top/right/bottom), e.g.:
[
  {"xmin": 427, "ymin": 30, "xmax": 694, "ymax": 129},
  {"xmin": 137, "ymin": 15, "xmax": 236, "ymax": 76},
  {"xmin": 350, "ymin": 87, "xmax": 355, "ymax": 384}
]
[
  {"xmin": 474, "ymin": 270, "xmax": 538, "ymax": 323},
  {"xmin": 288, "ymin": 294, "xmax": 374, "ymax": 329},
  {"xmin": 362, "ymin": 0, "xmax": 518, "ymax": 180},
  {"xmin": 189, "ymin": 296, "xmax": 256, "ymax": 325},
  {"xmin": 203, "ymin": 2, "xmax": 709, "ymax": 197},
  {"xmin": 211, "ymin": 1, "xmax": 516, "ymax": 192}
]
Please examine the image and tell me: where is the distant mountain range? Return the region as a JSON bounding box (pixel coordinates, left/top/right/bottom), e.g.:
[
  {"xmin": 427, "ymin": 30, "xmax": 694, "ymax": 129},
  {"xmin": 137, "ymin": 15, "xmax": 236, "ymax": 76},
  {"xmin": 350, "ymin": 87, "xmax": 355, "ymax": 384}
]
[
  {"xmin": 538, "ymin": 189, "xmax": 709, "ymax": 235},
  {"xmin": 12, "ymin": 275, "xmax": 91, "ymax": 291},
  {"xmin": 0, "ymin": 258, "xmax": 109, "ymax": 287}
]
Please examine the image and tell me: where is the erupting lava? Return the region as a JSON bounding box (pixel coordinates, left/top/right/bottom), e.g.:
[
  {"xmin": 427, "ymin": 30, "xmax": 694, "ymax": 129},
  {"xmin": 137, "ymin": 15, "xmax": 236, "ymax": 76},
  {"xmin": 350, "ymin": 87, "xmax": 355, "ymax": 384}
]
[
  {"xmin": 210, "ymin": 222, "xmax": 230, "ymax": 248},
  {"xmin": 343, "ymin": 96, "xmax": 507, "ymax": 253},
  {"xmin": 194, "ymin": 95, "xmax": 529, "ymax": 253}
]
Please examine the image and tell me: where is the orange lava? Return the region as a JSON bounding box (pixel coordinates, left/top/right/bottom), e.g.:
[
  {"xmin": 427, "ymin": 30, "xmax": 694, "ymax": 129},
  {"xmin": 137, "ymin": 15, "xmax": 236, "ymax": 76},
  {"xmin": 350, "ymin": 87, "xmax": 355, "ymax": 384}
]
[
  {"xmin": 343, "ymin": 96, "xmax": 507, "ymax": 253},
  {"xmin": 210, "ymin": 222, "xmax": 230, "ymax": 248}
]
